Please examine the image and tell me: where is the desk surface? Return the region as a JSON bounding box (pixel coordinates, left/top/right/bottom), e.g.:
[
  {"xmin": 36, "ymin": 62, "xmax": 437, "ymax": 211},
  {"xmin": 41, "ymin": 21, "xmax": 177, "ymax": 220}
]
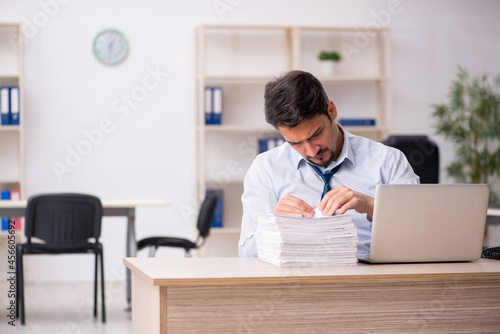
[
  {"xmin": 489, "ymin": 207, "xmax": 500, "ymax": 216},
  {"xmin": 0, "ymin": 199, "xmax": 170, "ymax": 208},
  {"xmin": 123, "ymin": 257, "xmax": 500, "ymax": 287}
]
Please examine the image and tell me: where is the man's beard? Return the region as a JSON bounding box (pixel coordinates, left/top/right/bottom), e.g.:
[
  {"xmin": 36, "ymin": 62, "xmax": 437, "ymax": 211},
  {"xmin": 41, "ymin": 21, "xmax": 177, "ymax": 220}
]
[{"xmin": 306, "ymin": 148, "xmax": 334, "ymax": 167}]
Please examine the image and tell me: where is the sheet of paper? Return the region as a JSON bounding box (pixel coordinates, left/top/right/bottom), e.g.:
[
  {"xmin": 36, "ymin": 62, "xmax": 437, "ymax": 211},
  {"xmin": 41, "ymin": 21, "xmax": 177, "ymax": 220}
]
[{"xmin": 313, "ymin": 207, "xmax": 325, "ymax": 217}]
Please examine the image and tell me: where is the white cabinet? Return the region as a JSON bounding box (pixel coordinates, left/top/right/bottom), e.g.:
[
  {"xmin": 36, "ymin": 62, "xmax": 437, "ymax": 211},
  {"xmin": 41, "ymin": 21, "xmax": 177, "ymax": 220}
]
[
  {"xmin": 0, "ymin": 24, "xmax": 24, "ymax": 246},
  {"xmin": 0, "ymin": 24, "xmax": 23, "ymax": 192},
  {"xmin": 195, "ymin": 26, "xmax": 391, "ymax": 257}
]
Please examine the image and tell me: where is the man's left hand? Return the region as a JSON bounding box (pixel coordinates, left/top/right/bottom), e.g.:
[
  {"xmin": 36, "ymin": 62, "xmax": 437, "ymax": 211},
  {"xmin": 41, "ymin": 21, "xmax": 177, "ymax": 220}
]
[{"xmin": 318, "ymin": 185, "xmax": 374, "ymax": 218}]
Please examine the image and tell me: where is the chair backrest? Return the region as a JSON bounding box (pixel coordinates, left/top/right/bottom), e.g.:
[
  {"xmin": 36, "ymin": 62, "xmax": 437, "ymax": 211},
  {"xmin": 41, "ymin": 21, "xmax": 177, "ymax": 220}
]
[
  {"xmin": 382, "ymin": 135, "xmax": 439, "ymax": 183},
  {"xmin": 197, "ymin": 190, "xmax": 223, "ymax": 239},
  {"xmin": 25, "ymin": 193, "xmax": 103, "ymax": 244}
]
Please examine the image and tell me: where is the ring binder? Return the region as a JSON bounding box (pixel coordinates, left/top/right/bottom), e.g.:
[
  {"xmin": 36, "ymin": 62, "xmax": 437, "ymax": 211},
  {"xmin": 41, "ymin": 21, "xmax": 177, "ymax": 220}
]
[{"xmin": 1, "ymin": 86, "xmax": 10, "ymax": 125}]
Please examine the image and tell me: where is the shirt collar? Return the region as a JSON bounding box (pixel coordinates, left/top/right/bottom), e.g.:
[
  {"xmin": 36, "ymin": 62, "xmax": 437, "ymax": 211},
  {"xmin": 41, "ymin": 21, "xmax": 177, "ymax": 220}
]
[{"xmin": 293, "ymin": 123, "xmax": 356, "ymax": 171}]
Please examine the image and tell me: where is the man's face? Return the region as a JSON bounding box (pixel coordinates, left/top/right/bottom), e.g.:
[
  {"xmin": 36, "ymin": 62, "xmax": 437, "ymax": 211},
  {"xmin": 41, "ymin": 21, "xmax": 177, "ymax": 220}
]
[{"xmin": 278, "ymin": 101, "xmax": 341, "ymax": 167}]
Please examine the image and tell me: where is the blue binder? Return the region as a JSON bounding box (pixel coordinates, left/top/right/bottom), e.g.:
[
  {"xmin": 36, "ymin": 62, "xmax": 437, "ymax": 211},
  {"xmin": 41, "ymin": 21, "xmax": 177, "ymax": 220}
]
[
  {"xmin": 9, "ymin": 86, "xmax": 20, "ymax": 125},
  {"xmin": 258, "ymin": 139, "xmax": 268, "ymax": 153},
  {"xmin": 339, "ymin": 118, "xmax": 376, "ymax": 126},
  {"xmin": 205, "ymin": 86, "xmax": 213, "ymax": 124},
  {"xmin": 1, "ymin": 189, "xmax": 10, "ymax": 231},
  {"xmin": 258, "ymin": 137, "xmax": 286, "ymax": 153},
  {"xmin": 212, "ymin": 86, "xmax": 222, "ymax": 125},
  {"xmin": 0, "ymin": 86, "xmax": 10, "ymax": 126},
  {"xmin": 205, "ymin": 86, "xmax": 223, "ymax": 125},
  {"xmin": 210, "ymin": 190, "xmax": 224, "ymax": 228}
]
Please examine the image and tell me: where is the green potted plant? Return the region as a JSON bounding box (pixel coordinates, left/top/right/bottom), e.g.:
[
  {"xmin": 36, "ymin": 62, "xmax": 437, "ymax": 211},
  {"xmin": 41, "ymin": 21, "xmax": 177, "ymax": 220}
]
[
  {"xmin": 318, "ymin": 50, "xmax": 342, "ymax": 76},
  {"xmin": 432, "ymin": 66, "xmax": 500, "ymax": 204}
]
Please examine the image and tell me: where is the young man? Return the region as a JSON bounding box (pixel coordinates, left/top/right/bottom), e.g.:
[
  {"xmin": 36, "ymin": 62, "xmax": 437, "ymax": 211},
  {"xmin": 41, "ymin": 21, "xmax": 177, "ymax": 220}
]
[{"xmin": 239, "ymin": 70, "xmax": 419, "ymax": 259}]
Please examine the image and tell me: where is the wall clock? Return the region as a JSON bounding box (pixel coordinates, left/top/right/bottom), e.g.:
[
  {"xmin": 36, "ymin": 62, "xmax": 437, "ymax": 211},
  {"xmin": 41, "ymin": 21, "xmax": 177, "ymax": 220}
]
[{"xmin": 93, "ymin": 29, "xmax": 129, "ymax": 66}]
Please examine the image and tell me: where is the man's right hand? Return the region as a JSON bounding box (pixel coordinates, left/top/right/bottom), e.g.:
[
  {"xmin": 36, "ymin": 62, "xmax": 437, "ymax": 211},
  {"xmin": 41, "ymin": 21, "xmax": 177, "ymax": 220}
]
[{"xmin": 273, "ymin": 195, "xmax": 315, "ymax": 217}]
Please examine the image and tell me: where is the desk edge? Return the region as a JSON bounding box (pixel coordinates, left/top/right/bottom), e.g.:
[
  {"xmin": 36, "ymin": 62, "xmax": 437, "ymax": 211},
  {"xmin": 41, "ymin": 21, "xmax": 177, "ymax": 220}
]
[{"xmin": 123, "ymin": 258, "xmax": 500, "ymax": 287}]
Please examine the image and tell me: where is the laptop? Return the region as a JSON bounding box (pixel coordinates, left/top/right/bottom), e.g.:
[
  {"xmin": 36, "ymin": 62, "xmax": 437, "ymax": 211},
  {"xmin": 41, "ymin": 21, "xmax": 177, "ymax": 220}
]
[{"xmin": 360, "ymin": 184, "xmax": 490, "ymax": 263}]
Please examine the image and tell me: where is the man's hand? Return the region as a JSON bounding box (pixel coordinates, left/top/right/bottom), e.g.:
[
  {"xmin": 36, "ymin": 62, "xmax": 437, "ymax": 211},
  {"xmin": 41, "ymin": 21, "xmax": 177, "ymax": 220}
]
[
  {"xmin": 273, "ymin": 195, "xmax": 315, "ymax": 217},
  {"xmin": 319, "ymin": 185, "xmax": 374, "ymax": 218}
]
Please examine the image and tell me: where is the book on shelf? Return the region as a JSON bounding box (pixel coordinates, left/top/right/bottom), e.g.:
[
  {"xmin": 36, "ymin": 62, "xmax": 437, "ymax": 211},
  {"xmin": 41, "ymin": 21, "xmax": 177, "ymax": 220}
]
[
  {"xmin": 205, "ymin": 86, "xmax": 223, "ymax": 125},
  {"xmin": 1, "ymin": 189, "xmax": 21, "ymax": 231},
  {"xmin": 257, "ymin": 212, "xmax": 358, "ymax": 267},
  {"xmin": 1, "ymin": 189, "xmax": 9, "ymax": 230},
  {"xmin": 258, "ymin": 137, "xmax": 285, "ymax": 153},
  {"xmin": 0, "ymin": 86, "xmax": 9, "ymax": 126},
  {"xmin": 338, "ymin": 118, "xmax": 375, "ymax": 126},
  {"xmin": 209, "ymin": 189, "xmax": 224, "ymax": 228},
  {"xmin": 9, "ymin": 86, "xmax": 20, "ymax": 125},
  {"xmin": 0, "ymin": 86, "xmax": 20, "ymax": 126}
]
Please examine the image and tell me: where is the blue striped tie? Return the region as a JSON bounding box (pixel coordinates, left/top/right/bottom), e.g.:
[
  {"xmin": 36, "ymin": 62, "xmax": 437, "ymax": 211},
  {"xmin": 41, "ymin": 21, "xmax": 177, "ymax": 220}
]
[{"xmin": 309, "ymin": 163, "xmax": 342, "ymax": 200}]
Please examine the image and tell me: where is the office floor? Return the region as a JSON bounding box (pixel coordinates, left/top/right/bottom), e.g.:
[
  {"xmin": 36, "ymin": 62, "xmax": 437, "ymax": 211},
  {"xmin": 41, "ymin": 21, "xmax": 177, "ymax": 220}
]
[{"xmin": 0, "ymin": 282, "xmax": 132, "ymax": 334}]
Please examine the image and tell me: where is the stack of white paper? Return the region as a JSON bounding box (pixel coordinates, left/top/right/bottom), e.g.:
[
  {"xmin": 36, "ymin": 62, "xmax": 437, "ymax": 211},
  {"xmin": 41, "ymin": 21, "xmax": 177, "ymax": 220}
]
[{"xmin": 257, "ymin": 213, "xmax": 358, "ymax": 267}]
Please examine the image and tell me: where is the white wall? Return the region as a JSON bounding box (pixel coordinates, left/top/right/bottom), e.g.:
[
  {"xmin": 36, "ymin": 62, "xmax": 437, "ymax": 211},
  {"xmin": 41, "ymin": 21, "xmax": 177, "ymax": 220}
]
[{"xmin": 1, "ymin": 0, "xmax": 499, "ymax": 282}]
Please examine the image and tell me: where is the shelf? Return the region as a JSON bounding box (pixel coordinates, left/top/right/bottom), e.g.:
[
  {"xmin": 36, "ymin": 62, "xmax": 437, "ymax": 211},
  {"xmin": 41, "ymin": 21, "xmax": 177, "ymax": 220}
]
[
  {"xmin": 210, "ymin": 227, "xmax": 241, "ymax": 235},
  {"xmin": 200, "ymin": 125, "xmax": 385, "ymax": 135},
  {"xmin": 342, "ymin": 125, "xmax": 386, "ymax": 133},
  {"xmin": 196, "ymin": 25, "xmax": 391, "ymax": 257},
  {"xmin": 0, "ymin": 76, "xmax": 20, "ymax": 84},
  {"xmin": 200, "ymin": 25, "xmax": 290, "ymax": 31},
  {"xmin": 200, "ymin": 125, "xmax": 280, "ymax": 134},
  {"xmin": 317, "ymin": 76, "xmax": 389, "ymax": 83},
  {"xmin": 0, "ymin": 179, "xmax": 21, "ymax": 184},
  {"xmin": 202, "ymin": 75, "xmax": 388, "ymax": 84},
  {"xmin": 299, "ymin": 26, "xmax": 390, "ymax": 33},
  {"xmin": 202, "ymin": 76, "xmax": 273, "ymax": 84},
  {"xmin": 200, "ymin": 125, "xmax": 382, "ymax": 136},
  {"xmin": 0, "ymin": 24, "xmax": 23, "ymax": 245},
  {"xmin": 0, "ymin": 126, "xmax": 21, "ymax": 132},
  {"xmin": 199, "ymin": 25, "xmax": 389, "ymax": 34},
  {"xmin": 205, "ymin": 177, "xmax": 244, "ymax": 184}
]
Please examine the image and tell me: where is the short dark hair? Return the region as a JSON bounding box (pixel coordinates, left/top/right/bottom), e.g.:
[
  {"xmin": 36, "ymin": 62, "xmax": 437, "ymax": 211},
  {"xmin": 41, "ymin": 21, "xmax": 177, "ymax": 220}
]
[{"xmin": 264, "ymin": 70, "xmax": 331, "ymax": 129}]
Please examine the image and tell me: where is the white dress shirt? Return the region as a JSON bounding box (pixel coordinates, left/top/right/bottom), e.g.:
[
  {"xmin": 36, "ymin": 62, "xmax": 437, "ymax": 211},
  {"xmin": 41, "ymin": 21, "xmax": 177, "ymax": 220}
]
[{"xmin": 239, "ymin": 126, "xmax": 420, "ymax": 259}]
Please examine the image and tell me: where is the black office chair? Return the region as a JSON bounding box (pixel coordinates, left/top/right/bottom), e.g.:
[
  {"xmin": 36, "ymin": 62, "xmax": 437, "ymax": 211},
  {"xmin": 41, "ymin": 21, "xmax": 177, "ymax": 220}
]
[
  {"xmin": 16, "ymin": 193, "xmax": 105, "ymax": 325},
  {"xmin": 138, "ymin": 189, "xmax": 222, "ymax": 257},
  {"xmin": 382, "ymin": 135, "xmax": 439, "ymax": 183}
]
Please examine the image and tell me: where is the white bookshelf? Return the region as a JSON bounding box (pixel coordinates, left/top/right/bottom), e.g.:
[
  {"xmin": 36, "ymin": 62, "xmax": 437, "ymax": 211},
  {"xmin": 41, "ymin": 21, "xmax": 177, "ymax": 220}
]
[
  {"xmin": 0, "ymin": 24, "xmax": 24, "ymax": 242},
  {"xmin": 195, "ymin": 25, "xmax": 391, "ymax": 256}
]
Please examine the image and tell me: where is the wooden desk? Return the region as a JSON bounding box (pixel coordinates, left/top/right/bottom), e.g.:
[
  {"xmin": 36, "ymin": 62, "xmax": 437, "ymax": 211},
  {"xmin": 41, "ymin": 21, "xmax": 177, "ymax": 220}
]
[
  {"xmin": 488, "ymin": 207, "xmax": 500, "ymax": 217},
  {"xmin": 0, "ymin": 199, "xmax": 170, "ymax": 306},
  {"xmin": 488, "ymin": 205, "xmax": 500, "ymax": 226},
  {"xmin": 124, "ymin": 257, "xmax": 500, "ymax": 333}
]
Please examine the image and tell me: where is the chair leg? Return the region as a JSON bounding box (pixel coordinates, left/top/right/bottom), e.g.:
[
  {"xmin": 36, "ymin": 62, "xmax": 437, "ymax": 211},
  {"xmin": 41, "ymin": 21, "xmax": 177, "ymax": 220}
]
[
  {"xmin": 94, "ymin": 250, "xmax": 98, "ymax": 318},
  {"xmin": 15, "ymin": 245, "xmax": 19, "ymax": 319},
  {"xmin": 100, "ymin": 245, "xmax": 106, "ymax": 323},
  {"xmin": 185, "ymin": 249, "xmax": 192, "ymax": 257},
  {"xmin": 148, "ymin": 246, "xmax": 157, "ymax": 257}
]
